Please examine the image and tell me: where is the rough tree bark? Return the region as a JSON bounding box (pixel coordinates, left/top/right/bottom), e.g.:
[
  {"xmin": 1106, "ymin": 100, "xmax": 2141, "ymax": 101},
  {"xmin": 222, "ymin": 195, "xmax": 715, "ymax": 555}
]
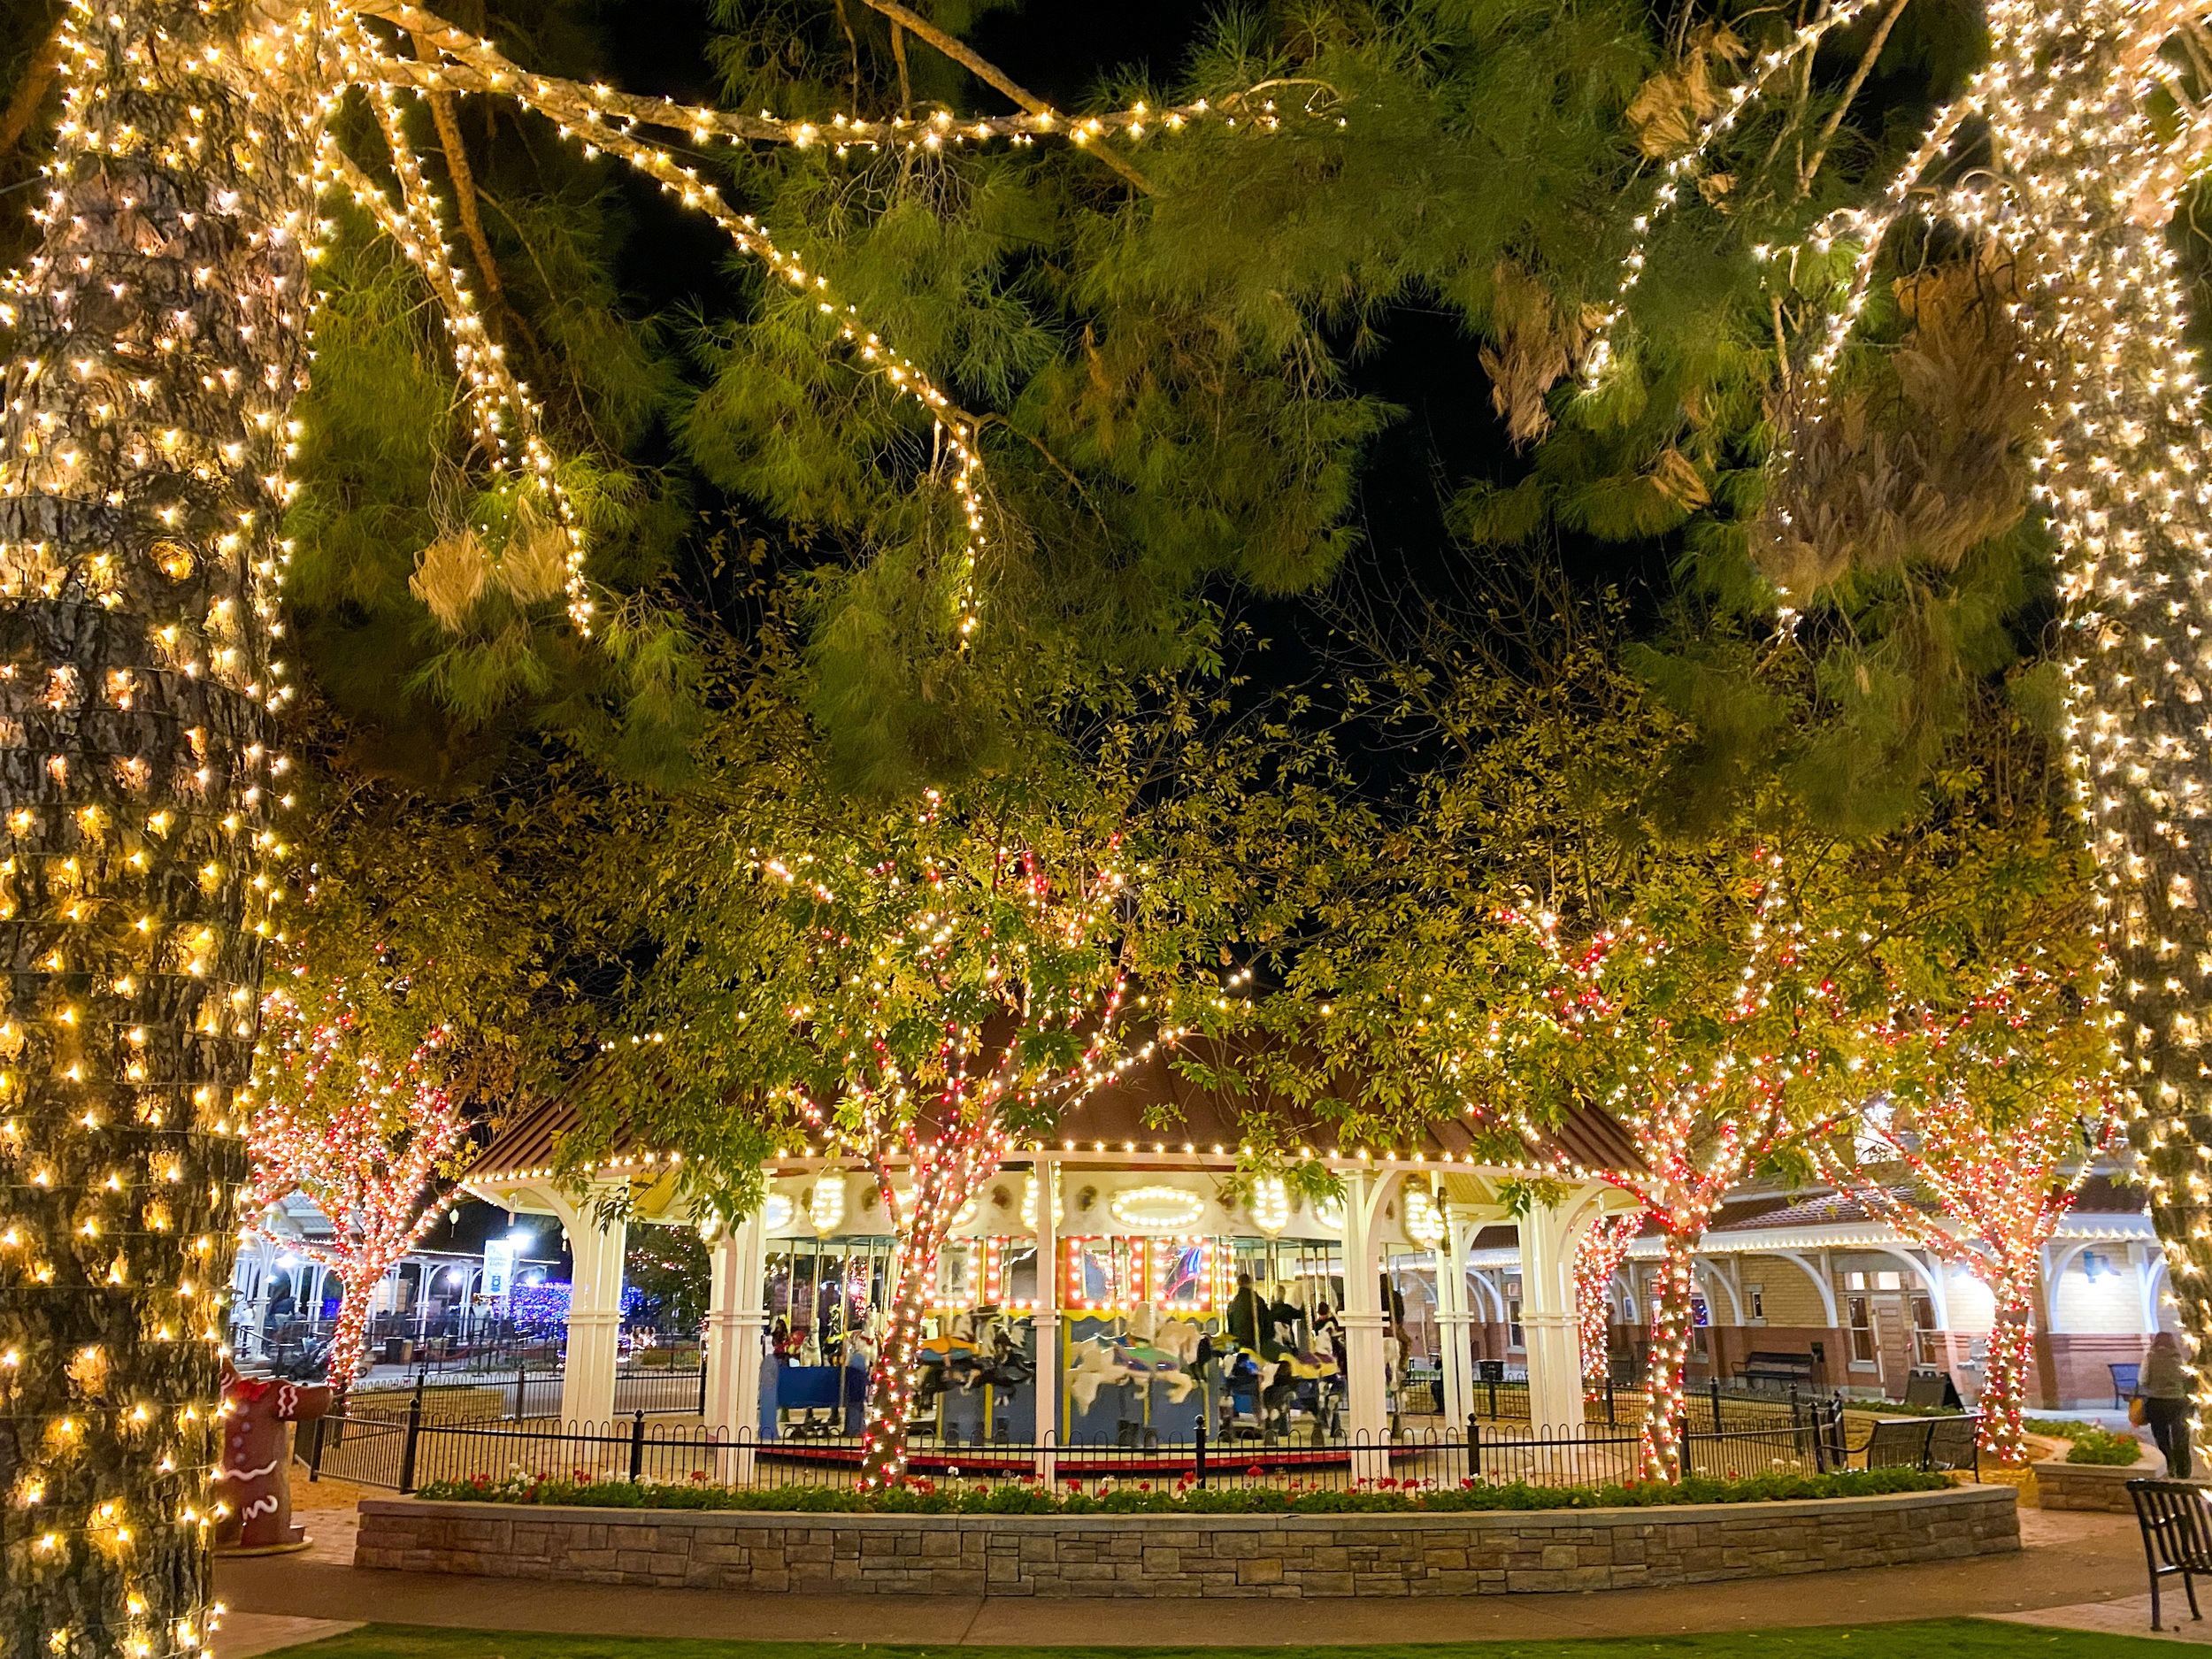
[{"xmin": 0, "ymin": 4, "xmax": 317, "ymax": 1654}]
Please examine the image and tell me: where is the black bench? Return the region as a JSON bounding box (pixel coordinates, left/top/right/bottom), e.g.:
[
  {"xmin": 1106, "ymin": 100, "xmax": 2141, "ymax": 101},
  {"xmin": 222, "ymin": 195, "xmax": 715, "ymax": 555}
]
[
  {"xmin": 1849, "ymin": 1413, "xmax": 1982, "ymax": 1477},
  {"xmin": 1740, "ymin": 1350, "xmax": 1817, "ymax": 1390},
  {"xmin": 1902, "ymin": 1371, "xmax": 1962, "ymax": 1409},
  {"xmin": 2130, "ymin": 1479, "xmax": 2212, "ymax": 1630}
]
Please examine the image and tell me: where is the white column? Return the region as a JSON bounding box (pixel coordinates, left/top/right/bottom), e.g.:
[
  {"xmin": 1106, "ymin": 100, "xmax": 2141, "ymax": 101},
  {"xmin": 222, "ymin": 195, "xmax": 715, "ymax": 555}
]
[
  {"xmin": 1339, "ymin": 1170, "xmax": 1394, "ymax": 1471},
  {"xmin": 1436, "ymin": 1215, "xmax": 1474, "ymax": 1431},
  {"xmin": 703, "ymin": 1206, "xmax": 767, "ymax": 1480},
  {"xmin": 553, "ymin": 1187, "xmax": 626, "ymax": 1426},
  {"xmin": 1519, "ymin": 1197, "xmax": 1586, "ymax": 1433},
  {"xmin": 1032, "ymin": 1159, "xmax": 1059, "ymax": 1475}
]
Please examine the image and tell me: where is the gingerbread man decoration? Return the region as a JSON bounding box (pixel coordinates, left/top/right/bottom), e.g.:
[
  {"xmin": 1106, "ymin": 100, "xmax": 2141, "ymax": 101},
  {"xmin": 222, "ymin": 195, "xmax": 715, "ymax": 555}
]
[{"xmin": 212, "ymin": 1362, "xmax": 333, "ymax": 1554}]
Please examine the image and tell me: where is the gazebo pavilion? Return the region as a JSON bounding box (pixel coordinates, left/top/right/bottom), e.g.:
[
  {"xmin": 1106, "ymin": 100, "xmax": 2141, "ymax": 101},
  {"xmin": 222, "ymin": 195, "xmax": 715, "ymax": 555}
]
[{"xmin": 458, "ymin": 1055, "xmax": 1642, "ymax": 1457}]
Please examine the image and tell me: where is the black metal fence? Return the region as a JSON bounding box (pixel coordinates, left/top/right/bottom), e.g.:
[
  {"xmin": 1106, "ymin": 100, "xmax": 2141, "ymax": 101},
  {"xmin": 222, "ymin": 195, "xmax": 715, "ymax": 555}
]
[
  {"xmin": 305, "ymin": 1397, "xmax": 1978, "ymax": 1497},
  {"xmin": 343, "ymin": 1361, "xmax": 708, "ymax": 1425}
]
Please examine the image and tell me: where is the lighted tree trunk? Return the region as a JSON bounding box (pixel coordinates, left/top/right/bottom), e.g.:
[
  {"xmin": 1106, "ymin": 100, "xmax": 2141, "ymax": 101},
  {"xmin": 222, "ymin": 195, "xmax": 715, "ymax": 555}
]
[
  {"xmin": 856, "ymin": 1129, "xmax": 1003, "ymax": 1489},
  {"xmin": 1574, "ymin": 1211, "xmax": 1639, "ymax": 1401},
  {"xmin": 325, "ymin": 1261, "xmax": 388, "ymax": 1395},
  {"xmin": 1980, "ymin": 1287, "xmax": 2037, "ymax": 1466},
  {"xmin": 0, "ymin": 6, "xmax": 318, "ymax": 1655},
  {"xmin": 1640, "ymin": 1225, "xmax": 1701, "ymax": 1480}
]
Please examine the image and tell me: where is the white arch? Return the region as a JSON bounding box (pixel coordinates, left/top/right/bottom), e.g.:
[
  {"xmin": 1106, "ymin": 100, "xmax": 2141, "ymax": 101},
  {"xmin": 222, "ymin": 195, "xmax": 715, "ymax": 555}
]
[
  {"xmin": 1696, "ymin": 1259, "xmax": 1744, "ymax": 1324},
  {"xmin": 2145, "ymin": 1254, "xmax": 2172, "ymax": 1335}
]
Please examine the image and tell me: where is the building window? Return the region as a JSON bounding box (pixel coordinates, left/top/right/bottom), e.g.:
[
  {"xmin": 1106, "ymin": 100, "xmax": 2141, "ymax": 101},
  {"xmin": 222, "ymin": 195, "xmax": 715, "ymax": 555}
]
[
  {"xmin": 1848, "ymin": 1294, "xmax": 1877, "ymax": 1365},
  {"xmin": 1874, "ymin": 1270, "xmax": 1902, "ymax": 1292},
  {"xmin": 1909, "ymin": 1293, "xmax": 1939, "ymax": 1367},
  {"xmin": 1747, "ymin": 1284, "xmax": 1766, "ymax": 1325},
  {"xmin": 1508, "ymin": 1295, "xmax": 1524, "ymax": 1350}
]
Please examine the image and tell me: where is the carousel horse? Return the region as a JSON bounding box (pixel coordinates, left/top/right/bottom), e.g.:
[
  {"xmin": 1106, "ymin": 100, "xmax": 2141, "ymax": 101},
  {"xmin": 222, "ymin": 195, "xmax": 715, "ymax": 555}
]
[
  {"xmin": 1067, "ymin": 1333, "xmax": 1200, "ymax": 1409},
  {"xmin": 918, "ymin": 1311, "xmax": 1035, "ymax": 1403},
  {"xmin": 1125, "ymin": 1302, "xmax": 1211, "ymax": 1371}
]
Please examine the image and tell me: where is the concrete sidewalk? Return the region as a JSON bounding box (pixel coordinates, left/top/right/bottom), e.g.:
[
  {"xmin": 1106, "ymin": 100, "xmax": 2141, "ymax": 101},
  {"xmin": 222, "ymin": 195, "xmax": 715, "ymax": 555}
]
[{"xmin": 214, "ymin": 1491, "xmax": 2147, "ymax": 1650}]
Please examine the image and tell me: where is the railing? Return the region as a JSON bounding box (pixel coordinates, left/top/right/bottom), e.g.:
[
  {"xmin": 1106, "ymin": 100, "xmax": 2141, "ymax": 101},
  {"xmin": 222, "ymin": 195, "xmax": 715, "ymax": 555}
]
[
  {"xmin": 307, "ymin": 1401, "xmax": 1934, "ymax": 1498},
  {"xmin": 342, "ymin": 1363, "xmax": 708, "ymax": 1425}
]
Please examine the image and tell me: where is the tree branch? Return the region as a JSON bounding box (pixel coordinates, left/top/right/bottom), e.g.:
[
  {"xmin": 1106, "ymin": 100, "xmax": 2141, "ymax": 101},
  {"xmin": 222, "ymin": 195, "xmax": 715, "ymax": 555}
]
[
  {"xmin": 349, "ymin": 0, "xmax": 1212, "ymax": 158},
  {"xmin": 851, "ymin": 0, "xmax": 1155, "ymax": 193},
  {"xmin": 411, "ymin": 30, "xmax": 511, "ymax": 334},
  {"xmin": 0, "ymin": 25, "xmax": 61, "ymax": 157},
  {"xmin": 1797, "ymin": 0, "xmax": 1912, "ymax": 196}
]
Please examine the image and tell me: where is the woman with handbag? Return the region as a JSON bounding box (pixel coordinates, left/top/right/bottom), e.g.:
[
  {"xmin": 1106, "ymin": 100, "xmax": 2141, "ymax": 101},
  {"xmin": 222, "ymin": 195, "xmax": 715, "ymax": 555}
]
[{"xmin": 2139, "ymin": 1330, "xmax": 2193, "ymax": 1478}]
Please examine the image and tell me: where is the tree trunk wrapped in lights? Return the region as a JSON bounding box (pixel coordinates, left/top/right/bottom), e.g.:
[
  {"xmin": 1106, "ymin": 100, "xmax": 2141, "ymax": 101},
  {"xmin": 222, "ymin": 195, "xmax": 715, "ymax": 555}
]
[
  {"xmin": 0, "ymin": 7, "xmax": 319, "ymax": 1656},
  {"xmin": 1572, "ymin": 1210, "xmax": 1640, "ymax": 1400},
  {"xmin": 239, "ymin": 983, "xmax": 465, "ymax": 1391},
  {"xmin": 1586, "ymin": 0, "xmax": 2212, "ymax": 1428},
  {"xmin": 1818, "ymin": 965, "xmax": 2118, "ymax": 1464}
]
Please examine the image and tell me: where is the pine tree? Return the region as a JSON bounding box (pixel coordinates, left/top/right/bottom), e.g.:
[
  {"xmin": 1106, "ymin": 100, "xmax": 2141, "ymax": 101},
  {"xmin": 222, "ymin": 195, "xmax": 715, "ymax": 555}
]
[{"xmin": 0, "ymin": 4, "xmax": 1273, "ymax": 1647}]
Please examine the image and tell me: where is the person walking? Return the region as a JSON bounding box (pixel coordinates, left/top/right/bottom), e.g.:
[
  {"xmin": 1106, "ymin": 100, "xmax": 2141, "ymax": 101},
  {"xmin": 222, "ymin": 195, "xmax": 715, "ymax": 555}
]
[{"xmin": 2139, "ymin": 1330, "xmax": 2193, "ymax": 1478}]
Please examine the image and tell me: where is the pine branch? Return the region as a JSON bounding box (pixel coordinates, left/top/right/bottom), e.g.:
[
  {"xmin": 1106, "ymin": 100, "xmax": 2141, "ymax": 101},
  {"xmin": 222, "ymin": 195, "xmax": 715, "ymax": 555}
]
[{"xmin": 852, "ymin": 0, "xmax": 1154, "ymax": 192}]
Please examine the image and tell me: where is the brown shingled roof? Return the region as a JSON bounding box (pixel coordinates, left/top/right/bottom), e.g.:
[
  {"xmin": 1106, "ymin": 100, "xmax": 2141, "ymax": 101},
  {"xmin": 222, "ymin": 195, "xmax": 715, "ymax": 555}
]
[{"xmin": 466, "ymin": 1036, "xmax": 1646, "ymax": 1182}]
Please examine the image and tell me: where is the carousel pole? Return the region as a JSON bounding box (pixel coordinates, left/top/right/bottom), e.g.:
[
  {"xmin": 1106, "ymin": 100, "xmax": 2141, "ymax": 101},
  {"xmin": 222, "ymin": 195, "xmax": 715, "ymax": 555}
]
[{"xmin": 1030, "ymin": 1158, "xmax": 1060, "ymax": 1481}]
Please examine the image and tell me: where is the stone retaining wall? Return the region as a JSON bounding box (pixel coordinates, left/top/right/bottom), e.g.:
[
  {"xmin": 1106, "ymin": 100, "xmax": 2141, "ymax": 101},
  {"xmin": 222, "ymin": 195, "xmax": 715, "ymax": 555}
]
[
  {"xmin": 2034, "ymin": 1450, "xmax": 2160, "ymax": 1512},
  {"xmin": 356, "ymin": 1486, "xmax": 2018, "ymax": 1597}
]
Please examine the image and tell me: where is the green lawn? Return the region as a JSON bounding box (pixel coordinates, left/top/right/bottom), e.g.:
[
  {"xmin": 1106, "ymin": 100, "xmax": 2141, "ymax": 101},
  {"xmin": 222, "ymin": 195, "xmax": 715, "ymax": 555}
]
[{"xmin": 268, "ymin": 1623, "xmax": 2182, "ymax": 1659}]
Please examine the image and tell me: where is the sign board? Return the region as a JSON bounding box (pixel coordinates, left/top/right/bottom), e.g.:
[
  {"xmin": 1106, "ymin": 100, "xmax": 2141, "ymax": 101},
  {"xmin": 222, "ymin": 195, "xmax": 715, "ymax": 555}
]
[{"xmin": 482, "ymin": 1239, "xmax": 517, "ymax": 1302}]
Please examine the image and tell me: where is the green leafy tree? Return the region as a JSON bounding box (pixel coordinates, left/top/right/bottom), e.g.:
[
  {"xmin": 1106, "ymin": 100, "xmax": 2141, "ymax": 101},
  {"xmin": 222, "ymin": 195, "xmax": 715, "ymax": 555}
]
[{"xmin": 560, "ymin": 653, "xmax": 1304, "ymax": 1486}]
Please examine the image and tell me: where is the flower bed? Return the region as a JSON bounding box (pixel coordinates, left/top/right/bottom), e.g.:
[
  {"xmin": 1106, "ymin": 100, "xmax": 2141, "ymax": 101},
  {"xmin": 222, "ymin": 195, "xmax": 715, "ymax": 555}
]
[
  {"xmin": 2062, "ymin": 1427, "xmax": 2149, "ymax": 1466},
  {"xmin": 413, "ymin": 1466, "xmax": 1952, "ymax": 1516}
]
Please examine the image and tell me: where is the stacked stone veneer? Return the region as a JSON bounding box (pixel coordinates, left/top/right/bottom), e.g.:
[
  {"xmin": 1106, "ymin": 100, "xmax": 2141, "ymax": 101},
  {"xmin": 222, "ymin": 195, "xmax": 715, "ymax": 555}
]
[{"xmin": 355, "ymin": 1486, "xmax": 2017, "ymax": 1596}]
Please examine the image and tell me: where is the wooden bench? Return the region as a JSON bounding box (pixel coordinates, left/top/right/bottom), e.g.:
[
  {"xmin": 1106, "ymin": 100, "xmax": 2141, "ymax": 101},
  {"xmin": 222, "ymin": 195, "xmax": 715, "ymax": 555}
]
[{"xmin": 1740, "ymin": 1350, "xmax": 1817, "ymax": 1390}]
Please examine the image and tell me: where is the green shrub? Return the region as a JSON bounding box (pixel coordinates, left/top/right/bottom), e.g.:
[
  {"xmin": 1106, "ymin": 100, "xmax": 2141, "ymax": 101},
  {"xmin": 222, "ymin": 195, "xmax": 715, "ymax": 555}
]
[
  {"xmin": 2024, "ymin": 1418, "xmax": 2103, "ymax": 1440},
  {"xmin": 411, "ymin": 1465, "xmax": 1951, "ymax": 1515},
  {"xmin": 2065, "ymin": 1428, "xmax": 2149, "ymax": 1466}
]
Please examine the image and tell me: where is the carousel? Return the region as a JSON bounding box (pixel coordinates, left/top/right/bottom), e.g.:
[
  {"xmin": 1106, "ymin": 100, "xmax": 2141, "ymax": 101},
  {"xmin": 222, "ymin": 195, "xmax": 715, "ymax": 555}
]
[{"xmin": 459, "ymin": 1052, "xmax": 1641, "ymax": 1468}]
